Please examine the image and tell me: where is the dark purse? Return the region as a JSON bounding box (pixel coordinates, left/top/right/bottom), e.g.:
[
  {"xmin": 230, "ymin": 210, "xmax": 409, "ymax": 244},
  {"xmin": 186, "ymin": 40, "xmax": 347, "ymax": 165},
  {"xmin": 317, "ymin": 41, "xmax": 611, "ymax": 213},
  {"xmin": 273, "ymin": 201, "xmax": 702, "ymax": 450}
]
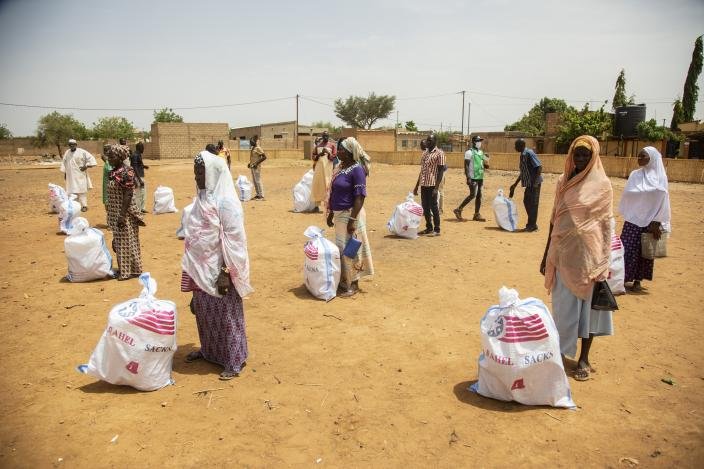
[{"xmin": 591, "ymin": 280, "xmax": 618, "ymax": 311}]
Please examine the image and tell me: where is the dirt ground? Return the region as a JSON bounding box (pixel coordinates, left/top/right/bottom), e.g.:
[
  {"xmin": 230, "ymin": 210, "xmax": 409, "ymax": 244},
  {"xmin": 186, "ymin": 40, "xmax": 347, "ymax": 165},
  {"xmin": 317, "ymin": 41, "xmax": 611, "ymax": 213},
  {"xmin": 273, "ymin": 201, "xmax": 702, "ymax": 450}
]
[{"xmin": 0, "ymin": 157, "xmax": 702, "ymax": 468}]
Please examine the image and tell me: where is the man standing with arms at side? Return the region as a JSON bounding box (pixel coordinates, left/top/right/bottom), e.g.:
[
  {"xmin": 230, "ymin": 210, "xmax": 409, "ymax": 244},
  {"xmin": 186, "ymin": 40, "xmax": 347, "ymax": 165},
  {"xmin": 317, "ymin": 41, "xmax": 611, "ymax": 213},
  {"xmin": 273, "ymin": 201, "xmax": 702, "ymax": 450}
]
[
  {"xmin": 413, "ymin": 134, "xmax": 445, "ymax": 236},
  {"xmin": 130, "ymin": 141, "xmax": 149, "ymax": 213},
  {"xmin": 248, "ymin": 135, "xmax": 267, "ymax": 200},
  {"xmin": 509, "ymin": 138, "xmax": 542, "ymax": 232},
  {"xmin": 453, "ymin": 135, "xmax": 489, "ymax": 221},
  {"xmin": 60, "ymin": 138, "xmax": 97, "ymax": 212}
]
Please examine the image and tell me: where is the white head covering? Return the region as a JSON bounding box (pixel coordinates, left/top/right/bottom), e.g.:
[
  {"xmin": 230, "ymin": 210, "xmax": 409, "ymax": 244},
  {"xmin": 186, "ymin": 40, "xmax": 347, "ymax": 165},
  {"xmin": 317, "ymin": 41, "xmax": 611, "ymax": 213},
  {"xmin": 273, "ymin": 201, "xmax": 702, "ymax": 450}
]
[
  {"xmin": 68, "ymin": 138, "xmax": 77, "ymax": 144},
  {"xmin": 618, "ymin": 146, "xmax": 671, "ymax": 231},
  {"xmin": 182, "ymin": 151, "xmax": 252, "ymax": 297},
  {"xmin": 341, "ymin": 137, "xmax": 371, "ymax": 175}
]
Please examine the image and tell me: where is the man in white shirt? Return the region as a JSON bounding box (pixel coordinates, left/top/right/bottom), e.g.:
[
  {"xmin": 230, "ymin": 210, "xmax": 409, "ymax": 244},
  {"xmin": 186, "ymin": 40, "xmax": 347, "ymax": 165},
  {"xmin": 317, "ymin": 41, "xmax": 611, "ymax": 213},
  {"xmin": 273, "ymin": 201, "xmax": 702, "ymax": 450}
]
[{"xmin": 60, "ymin": 138, "xmax": 97, "ymax": 212}]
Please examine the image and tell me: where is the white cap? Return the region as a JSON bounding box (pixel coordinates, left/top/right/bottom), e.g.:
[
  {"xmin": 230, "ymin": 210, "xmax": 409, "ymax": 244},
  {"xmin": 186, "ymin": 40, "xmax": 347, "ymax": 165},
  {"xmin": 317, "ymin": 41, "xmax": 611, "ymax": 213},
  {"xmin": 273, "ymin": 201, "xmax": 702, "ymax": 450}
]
[{"xmin": 68, "ymin": 138, "xmax": 77, "ymax": 144}]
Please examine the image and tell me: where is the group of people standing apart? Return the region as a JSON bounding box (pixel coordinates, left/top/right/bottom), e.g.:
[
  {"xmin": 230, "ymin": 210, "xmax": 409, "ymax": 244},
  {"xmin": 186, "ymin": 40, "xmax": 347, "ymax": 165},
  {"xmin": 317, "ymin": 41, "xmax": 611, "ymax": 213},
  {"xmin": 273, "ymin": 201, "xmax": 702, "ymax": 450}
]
[{"xmin": 58, "ymin": 131, "xmax": 671, "ymax": 382}]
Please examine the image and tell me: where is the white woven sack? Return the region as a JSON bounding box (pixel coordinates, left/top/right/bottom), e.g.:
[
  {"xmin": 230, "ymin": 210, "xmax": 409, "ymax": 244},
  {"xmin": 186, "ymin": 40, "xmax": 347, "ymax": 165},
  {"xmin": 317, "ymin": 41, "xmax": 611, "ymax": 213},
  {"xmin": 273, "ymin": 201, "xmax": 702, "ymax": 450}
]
[
  {"xmin": 65, "ymin": 217, "xmax": 114, "ymax": 282},
  {"xmin": 471, "ymin": 287, "xmax": 575, "ymax": 408},
  {"xmin": 303, "ymin": 226, "xmax": 340, "ymax": 301},
  {"xmin": 493, "ymin": 189, "xmax": 519, "ymax": 231},
  {"xmin": 153, "ymin": 186, "xmax": 178, "ymax": 214},
  {"xmin": 80, "ymin": 273, "xmax": 177, "ymax": 391}
]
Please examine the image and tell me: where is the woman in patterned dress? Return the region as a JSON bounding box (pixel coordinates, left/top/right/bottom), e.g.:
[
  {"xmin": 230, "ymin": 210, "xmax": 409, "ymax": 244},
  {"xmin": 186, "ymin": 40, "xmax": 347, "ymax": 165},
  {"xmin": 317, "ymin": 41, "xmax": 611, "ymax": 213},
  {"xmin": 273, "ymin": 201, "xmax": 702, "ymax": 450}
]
[
  {"xmin": 326, "ymin": 137, "xmax": 374, "ymax": 297},
  {"xmin": 105, "ymin": 144, "xmax": 145, "ymax": 281},
  {"xmin": 182, "ymin": 151, "xmax": 253, "ymax": 380},
  {"xmin": 618, "ymin": 146, "xmax": 671, "ymax": 292}
]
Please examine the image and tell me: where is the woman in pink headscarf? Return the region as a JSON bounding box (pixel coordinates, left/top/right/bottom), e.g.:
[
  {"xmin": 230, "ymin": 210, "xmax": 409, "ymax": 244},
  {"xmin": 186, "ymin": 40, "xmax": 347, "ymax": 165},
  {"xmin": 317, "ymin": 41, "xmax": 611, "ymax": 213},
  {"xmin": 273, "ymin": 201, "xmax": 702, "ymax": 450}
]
[{"xmin": 540, "ymin": 135, "xmax": 614, "ymax": 381}]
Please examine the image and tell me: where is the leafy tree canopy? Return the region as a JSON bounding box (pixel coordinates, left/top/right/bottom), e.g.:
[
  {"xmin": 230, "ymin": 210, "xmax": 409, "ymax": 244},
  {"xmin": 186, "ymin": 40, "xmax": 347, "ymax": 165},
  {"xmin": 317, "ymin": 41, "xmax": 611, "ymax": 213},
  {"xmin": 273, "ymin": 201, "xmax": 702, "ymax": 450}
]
[
  {"xmin": 504, "ymin": 97, "xmax": 574, "ymax": 136},
  {"xmin": 612, "ymin": 69, "xmax": 628, "ymax": 109},
  {"xmin": 636, "ymin": 119, "xmax": 681, "ymax": 141},
  {"xmin": 0, "ymin": 123, "xmax": 11, "ymax": 140},
  {"xmin": 334, "ymin": 93, "xmax": 395, "ymax": 129},
  {"xmin": 556, "ymin": 104, "xmax": 613, "ymax": 145},
  {"xmin": 404, "ymin": 120, "xmax": 418, "ymax": 131},
  {"xmin": 310, "ymin": 120, "xmax": 342, "ymax": 134},
  {"xmin": 670, "ymin": 98, "xmax": 684, "ymax": 131},
  {"xmin": 153, "ymin": 107, "xmax": 184, "ymax": 123},
  {"xmin": 35, "ymin": 111, "xmax": 89, "ymax": 154},
  {"xmin": 681, "ymin": 36, "xmax": 703, "ymax": 122},
  {"xmin": 92, "ymin": 116, "xmax": 137, "ymax": 140}
]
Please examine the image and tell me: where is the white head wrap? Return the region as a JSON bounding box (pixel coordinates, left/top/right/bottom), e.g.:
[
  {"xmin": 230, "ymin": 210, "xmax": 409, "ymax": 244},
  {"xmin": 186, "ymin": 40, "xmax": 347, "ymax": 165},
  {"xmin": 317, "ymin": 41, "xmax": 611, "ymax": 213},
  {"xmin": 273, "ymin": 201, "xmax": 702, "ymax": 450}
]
[
  {"xmin": 341, "ymin": 137, "xmax": 371, "ymax": 175},
  {"xmin": 68, "ymin": 138, "xmax": 77, "ymax": 144},
  {"xmin": 182, "ymin": 151, "xmax": 252, "ymax": 297},
  {"xmin": 618, "ymin": 146, "xmax": 671, "ymax": 231}
]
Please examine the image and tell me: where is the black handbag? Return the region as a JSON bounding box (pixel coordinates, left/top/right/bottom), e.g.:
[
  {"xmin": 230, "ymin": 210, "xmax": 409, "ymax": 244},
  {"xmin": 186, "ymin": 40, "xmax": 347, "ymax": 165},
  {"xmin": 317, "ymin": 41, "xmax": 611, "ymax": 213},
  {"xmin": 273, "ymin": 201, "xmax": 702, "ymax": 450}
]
[{"xmin": 592, "ymin": 280, "xmax": 618, "ymax": 311}]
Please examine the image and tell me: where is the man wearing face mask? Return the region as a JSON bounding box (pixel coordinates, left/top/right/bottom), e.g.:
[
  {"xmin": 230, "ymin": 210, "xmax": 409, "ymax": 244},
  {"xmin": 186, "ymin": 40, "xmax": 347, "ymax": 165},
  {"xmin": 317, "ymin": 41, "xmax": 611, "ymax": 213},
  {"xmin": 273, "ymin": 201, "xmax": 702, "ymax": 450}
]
[
  {"xmin": 453, "ymin": 135, "xmax": 489, "ymax": 221},
  {"xmin": 60, "ymin": 138, "xmax": 97, "ymax": 212},
  {"xmin": 413, "ymin": 134, "xmax": 445, "ymax": 236}
]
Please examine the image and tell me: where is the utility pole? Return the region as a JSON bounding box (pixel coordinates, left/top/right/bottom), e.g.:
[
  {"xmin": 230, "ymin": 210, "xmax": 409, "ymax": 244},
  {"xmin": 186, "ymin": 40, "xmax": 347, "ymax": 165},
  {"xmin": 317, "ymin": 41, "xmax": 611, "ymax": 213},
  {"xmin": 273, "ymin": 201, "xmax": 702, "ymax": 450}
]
[
  {"xmin": 467, "ymin": 101, "xmax": 471, "ymax": 141},
  {"xmin": 461, "ymin": 90, "xmax": 466, "ymax": 141},
  {"xmin": 395, "ymin": 110, "xmax": 399, "ymax": 151},
  {"xmin": 295, "ymin": 94, "xmax": 299, "ymax": 149}
]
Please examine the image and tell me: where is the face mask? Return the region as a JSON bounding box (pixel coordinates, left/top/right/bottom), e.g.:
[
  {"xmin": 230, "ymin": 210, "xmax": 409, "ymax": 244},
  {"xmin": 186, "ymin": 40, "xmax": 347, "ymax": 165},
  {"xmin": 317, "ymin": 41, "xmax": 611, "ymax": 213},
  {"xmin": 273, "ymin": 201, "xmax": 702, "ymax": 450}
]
[{"xmin": 474, "ymin": 142, "xmax": 482, "ymax": 149}]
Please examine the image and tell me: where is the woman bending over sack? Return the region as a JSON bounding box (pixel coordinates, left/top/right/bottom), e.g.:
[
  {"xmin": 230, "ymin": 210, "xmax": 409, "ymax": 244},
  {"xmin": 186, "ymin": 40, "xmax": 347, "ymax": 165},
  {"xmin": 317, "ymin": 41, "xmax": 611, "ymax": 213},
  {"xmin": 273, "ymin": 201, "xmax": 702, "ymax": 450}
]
[
  {"xmin": 181, "ymin": 151, "xmax": 253, "ymax": 380},
  {"xmin": 326, "ymin": 137, "xmax": 374, "ymax": 298},
  {"xmin": 106, "ymin": 144, "xmax": 145, "ymax": 280},
  {"xmin": 618, "ymin": 146, "xmax": 671, "ymax": 292},
  {"xmin": 540, "ymin": 135, "xmax": 614, "ymax": 381}
]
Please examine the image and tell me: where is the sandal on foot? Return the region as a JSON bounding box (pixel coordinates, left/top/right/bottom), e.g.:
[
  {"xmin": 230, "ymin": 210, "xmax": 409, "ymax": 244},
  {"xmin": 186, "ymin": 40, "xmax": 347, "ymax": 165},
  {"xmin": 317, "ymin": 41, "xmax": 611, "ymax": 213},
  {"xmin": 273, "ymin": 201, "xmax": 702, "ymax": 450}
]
[
  {"xmin": 574, "ymin": 367, "xmax": 590, "ymax": 381},
  {"xmin": 185, "ymin": 351, "xmax": 203, "ymax": 363},
  {"xmin": 219, "ymin": 370, "xmax": 239, "ymax": 380},
  {"xmin": 339, "ymin": 289, "xmax": 358, "ymax": 298}
]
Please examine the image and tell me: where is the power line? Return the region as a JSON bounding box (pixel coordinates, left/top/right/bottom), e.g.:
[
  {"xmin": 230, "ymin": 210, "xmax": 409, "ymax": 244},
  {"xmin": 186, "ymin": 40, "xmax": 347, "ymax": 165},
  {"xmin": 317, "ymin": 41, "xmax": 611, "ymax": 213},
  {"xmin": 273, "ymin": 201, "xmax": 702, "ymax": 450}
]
[{"xmin": 0, "ymin": 96, "xmax": 295, "ymax": 112}]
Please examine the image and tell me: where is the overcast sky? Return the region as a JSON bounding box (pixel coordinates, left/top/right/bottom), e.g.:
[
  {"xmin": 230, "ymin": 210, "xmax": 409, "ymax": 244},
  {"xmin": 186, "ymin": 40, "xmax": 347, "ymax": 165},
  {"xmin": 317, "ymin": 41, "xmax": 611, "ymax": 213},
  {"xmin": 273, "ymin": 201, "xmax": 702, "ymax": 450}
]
[{"xmin": 1, "ymin": 0, "xmax": 703, "ymax": 136}]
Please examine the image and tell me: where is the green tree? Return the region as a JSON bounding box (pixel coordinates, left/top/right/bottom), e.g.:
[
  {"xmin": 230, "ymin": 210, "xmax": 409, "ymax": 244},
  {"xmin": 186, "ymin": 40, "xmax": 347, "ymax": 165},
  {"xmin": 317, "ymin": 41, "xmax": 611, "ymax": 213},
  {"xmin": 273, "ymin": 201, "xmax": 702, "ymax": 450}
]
[
  {"xmin": 153, "ymin": 107, "xmax": 184, "ymax": 123},
  {"xmin": 0, "ymin": 123, "xmax": 11, "ymax": 140},
  {"xmin": 505, "ymin": 97, "xmax": 574, "ymax": 135},
  {"xmin": 681, "ymin": 35, "xmax": 703, "ymax": 122},
  {"xmin": 35, "ymin": 111, "xmax": 89, "ymax": 155},
  {"xmin": 310, "ymin": 120, "xmax": 342, "ymax": 134},
  {"xmin": 435, "ymin": 131, "xmax": 451, "ymax": 146},
  {"xmin": 556, "ymin": 104, "xmax": 613, "ymax": 145},
  {"xmin": 612, "ymin": 69, "xmax": 628, "ymax": 109},
  {"xmin": 92, "ymin": 116, "xmax": 137, "ymax": 139},
  {"xmin": 636, "ymin": 119, "xmax": 681, "ymax": 141},
  {"xmin": 334, "ymin": 93, "xmax": 395, "ymax": 129},
  {"xmin": 404, "ymin": 120, "xmax": 418, "ymax": 131},
  {"xmin": 670, "ymin": 98, "xmax": 684, "ymax": 130}
]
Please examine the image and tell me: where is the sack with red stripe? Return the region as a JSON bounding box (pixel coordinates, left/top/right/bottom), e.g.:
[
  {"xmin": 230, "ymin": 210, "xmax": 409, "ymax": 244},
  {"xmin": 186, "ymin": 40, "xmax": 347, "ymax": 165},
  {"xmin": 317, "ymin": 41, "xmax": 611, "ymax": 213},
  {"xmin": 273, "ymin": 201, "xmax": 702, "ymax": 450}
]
[
  {"xmin": 387, "ymin": 193, "xmax": 424, "ymax": 239},
  {"xmin": 607, "ymin": 219, "xmax": 625, "ymax": 294},
  {"xmin": 80, "ymin": 273, "xmax": 177, "ymax": 391},
  {"xmin": 303, "ymin": 225, "xmax": 340, "ymax": 301},
  {"xmin": 470, "ymin": 287, "xmax": 575, "ymax": 408}
]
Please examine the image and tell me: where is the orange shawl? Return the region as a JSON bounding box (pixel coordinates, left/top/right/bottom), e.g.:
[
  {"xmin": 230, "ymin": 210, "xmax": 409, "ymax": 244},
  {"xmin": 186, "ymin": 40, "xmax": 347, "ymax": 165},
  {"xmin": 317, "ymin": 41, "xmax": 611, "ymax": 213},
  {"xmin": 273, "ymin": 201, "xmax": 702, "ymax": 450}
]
[{"xmin": 544, "ymin": 136, "xmax": 613, "ymax": 300}]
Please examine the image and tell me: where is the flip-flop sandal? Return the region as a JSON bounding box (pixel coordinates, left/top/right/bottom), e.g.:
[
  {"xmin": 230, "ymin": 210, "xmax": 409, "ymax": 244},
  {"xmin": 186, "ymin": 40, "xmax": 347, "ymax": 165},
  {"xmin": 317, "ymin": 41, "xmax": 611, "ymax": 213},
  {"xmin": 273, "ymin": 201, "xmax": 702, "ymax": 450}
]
[
  {"xmin": 219, "ymin": 370, "xmax": 239, "ymax": 380},
  {"xmin": 339, "ymin": 289, "xmax": 358, "ymax": 298},
  {"xmin": 185, "ymin": 351, "xmax": 203, "ymax": 363},
  {"xmin": 574, "ymin": 367, "xmax": 590, "ymax": 381}
]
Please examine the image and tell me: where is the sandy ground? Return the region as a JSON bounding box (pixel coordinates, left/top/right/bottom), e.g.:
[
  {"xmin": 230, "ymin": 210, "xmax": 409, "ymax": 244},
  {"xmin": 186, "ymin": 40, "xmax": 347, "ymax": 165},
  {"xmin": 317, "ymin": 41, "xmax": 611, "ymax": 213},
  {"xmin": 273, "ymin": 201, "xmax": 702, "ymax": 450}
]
[{"xmin": 0, "ymin": 158, "xmax": 702, "ymax": 468}]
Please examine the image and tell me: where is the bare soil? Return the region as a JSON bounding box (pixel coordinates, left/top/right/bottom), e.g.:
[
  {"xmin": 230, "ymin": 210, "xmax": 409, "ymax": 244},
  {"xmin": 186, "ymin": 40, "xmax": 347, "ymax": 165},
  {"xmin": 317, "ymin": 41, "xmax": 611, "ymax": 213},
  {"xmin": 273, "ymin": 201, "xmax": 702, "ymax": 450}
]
[{"xmin": 0, "ymin": 158, "xmax": 702, "ymax": 468}]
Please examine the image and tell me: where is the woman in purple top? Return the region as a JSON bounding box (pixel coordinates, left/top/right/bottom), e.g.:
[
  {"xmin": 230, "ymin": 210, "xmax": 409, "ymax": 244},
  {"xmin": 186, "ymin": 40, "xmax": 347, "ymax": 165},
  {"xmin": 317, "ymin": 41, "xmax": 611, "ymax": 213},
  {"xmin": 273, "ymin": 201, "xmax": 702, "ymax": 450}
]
[{"xmin": 326, "ymin": 137, "xmax": 374, "ymax": 297}]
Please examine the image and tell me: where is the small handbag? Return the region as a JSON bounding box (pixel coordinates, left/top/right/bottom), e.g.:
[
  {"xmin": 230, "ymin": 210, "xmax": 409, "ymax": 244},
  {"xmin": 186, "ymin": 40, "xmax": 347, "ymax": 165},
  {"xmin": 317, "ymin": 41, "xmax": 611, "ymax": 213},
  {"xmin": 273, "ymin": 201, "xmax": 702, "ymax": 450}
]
[
  {"xmin": 342, "ymin": 235, "xmax": 362, "ymax": 259},
  {"xmin": 641, "ymin": 232, "xmax": 667, "ymax": 260},
  {"xmin": 592, "ymin": 280, "xmax": 619, "ymax": 311}
]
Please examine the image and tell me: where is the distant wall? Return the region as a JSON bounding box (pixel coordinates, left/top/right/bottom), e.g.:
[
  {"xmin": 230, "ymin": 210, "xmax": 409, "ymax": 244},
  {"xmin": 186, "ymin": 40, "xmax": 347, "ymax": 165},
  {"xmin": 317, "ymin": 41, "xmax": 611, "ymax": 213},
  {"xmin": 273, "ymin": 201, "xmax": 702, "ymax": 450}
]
[
  {"xmin": 151, "ymin": 122, "xmax": 229, "ymax": 159},
  {"xmin": 368, "ymin": 151, "xmax": 704, "ymax": 184}
]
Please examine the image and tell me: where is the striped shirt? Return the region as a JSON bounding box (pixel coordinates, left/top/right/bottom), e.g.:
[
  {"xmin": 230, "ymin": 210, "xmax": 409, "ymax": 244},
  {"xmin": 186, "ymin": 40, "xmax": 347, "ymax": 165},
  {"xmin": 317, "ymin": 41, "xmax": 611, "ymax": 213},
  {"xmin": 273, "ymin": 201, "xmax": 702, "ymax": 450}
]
[
  {"xmin": 419, "ymin": 148, "xmax": 446, "ymax": 187},
  {"xmin": 519, "ymin": 148, "xmax": 543, "ymax": 187}
]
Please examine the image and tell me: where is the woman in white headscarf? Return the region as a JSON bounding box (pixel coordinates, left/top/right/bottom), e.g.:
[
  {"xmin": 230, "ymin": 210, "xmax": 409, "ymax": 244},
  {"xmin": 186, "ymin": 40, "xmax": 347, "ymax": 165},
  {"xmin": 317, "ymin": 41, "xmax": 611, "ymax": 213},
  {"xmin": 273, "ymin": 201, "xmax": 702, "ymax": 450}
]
[
  {"xmin": 181, "ymin": 150, "xmax": 253, "ymax": 380},
  {"xmin": 618, "ymin": 146, "xmax": 671, "ymax": 292},
  {"xmin": 326, "ymin": 137, "xmax": 373, "ymax": 297}
]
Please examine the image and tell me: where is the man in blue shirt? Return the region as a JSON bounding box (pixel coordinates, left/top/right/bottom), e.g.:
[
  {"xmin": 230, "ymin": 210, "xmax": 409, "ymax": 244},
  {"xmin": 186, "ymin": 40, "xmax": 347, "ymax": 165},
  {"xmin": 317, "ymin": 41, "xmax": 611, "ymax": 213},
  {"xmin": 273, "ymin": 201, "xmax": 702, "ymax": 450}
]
[{"xmin": 509, "ymin": 139, "xmax": 542, "ymax": 232}]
